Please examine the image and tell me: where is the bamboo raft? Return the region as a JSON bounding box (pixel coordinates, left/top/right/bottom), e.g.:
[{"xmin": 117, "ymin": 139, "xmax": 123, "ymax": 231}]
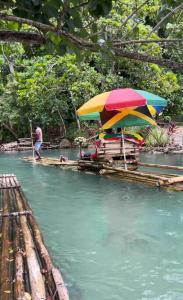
[
  {"xmin": 0, "ymin": 174, "xmax": 69, "ymax": 300},
  {"xmin": 21, "ymin": 156, "xmax": 183, "ymax": 191}
]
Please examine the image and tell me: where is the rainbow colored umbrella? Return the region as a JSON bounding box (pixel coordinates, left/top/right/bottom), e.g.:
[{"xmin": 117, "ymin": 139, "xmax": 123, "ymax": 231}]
[{"xmin": 77, "ymin": 88, "xmax": 167, "ymax": 117}]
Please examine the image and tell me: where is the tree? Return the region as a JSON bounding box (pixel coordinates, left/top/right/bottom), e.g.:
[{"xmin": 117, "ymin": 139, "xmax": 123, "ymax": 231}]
[{"xmin": 0, "ymin": 0, "xmax": 182, "ymax": 70}]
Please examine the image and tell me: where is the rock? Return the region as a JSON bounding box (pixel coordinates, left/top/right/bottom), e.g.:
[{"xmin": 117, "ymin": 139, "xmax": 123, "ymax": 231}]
[{"xmin": 59, "ymin": 138, "xmax": 72, "ymax": 148}]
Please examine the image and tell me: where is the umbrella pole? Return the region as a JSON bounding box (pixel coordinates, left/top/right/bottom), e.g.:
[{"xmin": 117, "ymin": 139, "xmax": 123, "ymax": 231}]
[
  {"xmin": 29, "ymin": 119, "xmax": 35, "ymax": 160},
  {"xmin": 79, "ymin": 141, "xmax": 82, "ymax": 159},
  {"xmin": 122, "ymin": 131, "xmax": 127, "ymax": 170}
]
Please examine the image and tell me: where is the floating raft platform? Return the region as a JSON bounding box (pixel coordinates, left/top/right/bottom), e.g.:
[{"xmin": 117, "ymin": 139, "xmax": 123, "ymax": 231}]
[
  {"xmin": 22, "ymin": 156, "xmax": 78, "ymax": 167},
  {"xmin": 0, "ymin": 174, "xmax": 69, "ymax": 300},
  {"xmin": 21, "ymin": 156, "xmax": 183, "ymax": 191}
]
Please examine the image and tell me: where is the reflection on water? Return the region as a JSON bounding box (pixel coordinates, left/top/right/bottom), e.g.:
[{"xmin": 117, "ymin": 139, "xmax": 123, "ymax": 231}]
[{"xmin": 0, "ymin": 150, "xmax": 183, "ymax": 300}]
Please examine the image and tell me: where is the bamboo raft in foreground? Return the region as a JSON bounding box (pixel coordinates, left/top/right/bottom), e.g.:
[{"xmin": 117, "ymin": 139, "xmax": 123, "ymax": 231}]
[
  {"xmin": 0, "ymin": 174, "xmax": 69, "ymax": 300},
  {"xmin": 21, "ymin": 156, "xmax": 183, "ymax": 191}
]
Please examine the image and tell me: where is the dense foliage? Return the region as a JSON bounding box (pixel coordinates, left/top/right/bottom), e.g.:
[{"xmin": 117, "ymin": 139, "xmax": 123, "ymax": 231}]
[
  {"xmin": 0, "ymin": 0, "xmax": 182, "ymax": 68},
  {"xmin": 0, "ymin": 0, "xmax": 182, "ymax": 142}
]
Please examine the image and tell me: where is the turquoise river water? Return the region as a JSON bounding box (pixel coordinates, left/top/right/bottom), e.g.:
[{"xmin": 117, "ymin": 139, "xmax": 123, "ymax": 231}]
[{"xmin": 1, "ymin": 151, "xmax": 183, "ymax": 300}]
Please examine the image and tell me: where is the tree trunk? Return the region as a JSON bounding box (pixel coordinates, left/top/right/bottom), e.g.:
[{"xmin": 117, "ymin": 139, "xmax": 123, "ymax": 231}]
[{"xmin": 2, "ymin": 123, "xmax": 19, "ymax": 141}]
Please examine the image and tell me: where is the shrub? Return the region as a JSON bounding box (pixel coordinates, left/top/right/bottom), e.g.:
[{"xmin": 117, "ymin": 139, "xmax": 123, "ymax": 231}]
[{"xmin": 145, "ymin": 127, "xmax": 170, "ymax": 147}]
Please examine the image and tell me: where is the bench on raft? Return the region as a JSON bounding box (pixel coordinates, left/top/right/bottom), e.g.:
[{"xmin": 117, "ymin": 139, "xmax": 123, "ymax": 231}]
[
  {"xmin": 97, "ymin": 139, "xmax": 139, "ymax": 160},
  {"xmin": 80, "ymin": 139, "xmax": 140, "ymax": 167}
]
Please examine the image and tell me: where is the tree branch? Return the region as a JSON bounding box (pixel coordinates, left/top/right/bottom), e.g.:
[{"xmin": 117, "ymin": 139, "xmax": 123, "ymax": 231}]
[
  {"xmin": 0, "ymin": 30, "xmax": 46, "ymax": 44},
  {"xmin": 114, "ymin": 48, "xmax": 183, "ymax": 70},
  {"xmin": 122, "ymin": 0, "xmax": 149, "ymax": 27},
  {"xmin": 113, "ymin": 38, "xmax": 183, "ymax": 46},
  {"xmin": 0, "ymin": 13, "xmax": 182, "ymax": 70},
  {"xmin": 0, "ymin": 13, "xmax": 95, "ymax": 49},
  {"xmin": 0, "ymin": 13, "xmax": 54, "ymax": 32},
  {"xmin": 147, "ymin": 3, "xmax": 183, "ymax": 37}
]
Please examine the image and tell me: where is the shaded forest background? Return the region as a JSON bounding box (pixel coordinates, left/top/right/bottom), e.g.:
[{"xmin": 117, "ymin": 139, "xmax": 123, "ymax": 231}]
[{"xmin": 0, "ymin": 0, "xmax": 182, "ymax": 142}]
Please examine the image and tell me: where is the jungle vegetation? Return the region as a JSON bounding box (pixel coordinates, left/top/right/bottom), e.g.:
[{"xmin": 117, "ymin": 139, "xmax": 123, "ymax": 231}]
[{"xmin": 0, "ymin": 0, "xmax": 182, "ymax": 141}]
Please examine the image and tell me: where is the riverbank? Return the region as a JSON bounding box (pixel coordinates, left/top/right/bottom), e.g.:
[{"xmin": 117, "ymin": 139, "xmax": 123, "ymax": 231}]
[{"xmin": 1, "ymin": 125, "xmax": 183, "ymax": 154}]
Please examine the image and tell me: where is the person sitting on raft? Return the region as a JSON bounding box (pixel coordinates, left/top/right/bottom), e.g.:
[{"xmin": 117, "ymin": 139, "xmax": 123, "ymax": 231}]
[
  {"xmin": 59, "ymin": 155, "xmax": 68, "ymax": 162},
  {"xmin": 80, "ymin": 139, "xmax": 101, "ymax": 160}
]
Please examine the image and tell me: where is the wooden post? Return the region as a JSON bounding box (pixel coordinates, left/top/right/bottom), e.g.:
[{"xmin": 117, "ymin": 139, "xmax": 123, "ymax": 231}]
[
  {"xmin": 122, "ymin": 131, "xmax": 127, "ymax": 170},
  {"xmin": 29, "ymin": 119, "xmax": 34, "ymax": 160}
]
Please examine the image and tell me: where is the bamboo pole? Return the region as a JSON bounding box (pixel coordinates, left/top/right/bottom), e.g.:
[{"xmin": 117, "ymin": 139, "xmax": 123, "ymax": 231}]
[
  {"xmin": 52, "ymin": 267, "xmax": 69, "ymax": 300},
  {"xmin": 0, "ymin": 188, "xmax": 12, "ymax": 300},
  {"xmin": 15, "ymin": 190, "xmax": 46, "ymax": 300},
  {"xmin": 13, "ymin": 219, "xmax": 26, "ymax": 300},
  {"xmin": 158, "ymin": 176, "xmax": 183, "ymax": 186},
  {"xmin": 7, "ymin": 186, "xmax": 26, "ymax": 300},
  {"xmin": 122, "ymin": 131, "xmax": 127, "ymax": 170},
  {"xmin": 29, "ymin": 119, "xmax": 35, "ymax": 161},
  {"xmin": 103, "ymin": 165, "xmax": 169, "ymax": 181},
  {"xmin": 138, "ymin": 162, "xmax": 183, "ymax": 171}
]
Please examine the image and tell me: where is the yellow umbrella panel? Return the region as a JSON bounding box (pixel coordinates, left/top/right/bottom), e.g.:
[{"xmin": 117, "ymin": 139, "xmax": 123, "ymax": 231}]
[{"xmin": 77, "ymin": 92, "xmax": 110, "ymax": 115}]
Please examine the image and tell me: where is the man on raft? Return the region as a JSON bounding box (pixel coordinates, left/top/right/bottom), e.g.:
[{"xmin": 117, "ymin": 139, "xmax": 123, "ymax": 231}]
[{"xmin": 34, "ymin": 124, "xmax": 43, "ymax": 160}]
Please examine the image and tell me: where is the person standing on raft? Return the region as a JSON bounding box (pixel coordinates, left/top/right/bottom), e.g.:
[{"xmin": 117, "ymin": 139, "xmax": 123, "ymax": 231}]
[{"xmin": 34, "ymin": 124, "xmax": 43, "ymax": 160}]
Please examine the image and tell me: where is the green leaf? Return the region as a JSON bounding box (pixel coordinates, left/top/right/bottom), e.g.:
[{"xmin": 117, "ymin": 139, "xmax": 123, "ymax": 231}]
[{"xmin": 88, "ymin": 0, "xmax": 112, "ymax": 17}]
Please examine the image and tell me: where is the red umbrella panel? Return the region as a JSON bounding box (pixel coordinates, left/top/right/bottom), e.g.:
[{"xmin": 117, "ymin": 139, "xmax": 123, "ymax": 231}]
[{"xmin": 105, "ymin": 88, "xmax": 147, "ymax": 110}]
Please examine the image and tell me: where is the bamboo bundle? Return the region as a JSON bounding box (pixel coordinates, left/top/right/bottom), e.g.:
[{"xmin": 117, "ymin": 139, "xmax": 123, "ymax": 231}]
[
  {"xmin": 18, "ymin": 189, "xmax": 69, "ymax": 300},
  {"xmin": 158, "ymin": 176, "xmax": 183, "ymax": 186},
  {"xmin": 0, "ymin": 174, "xmax": 69, "ymax": 300},
  {"xmin": 138, "ymin": 162, "xmax": 183, "ymax": 171},
  {"xmin": 16, "ymin": 191, "xmax": 46, "ymax": 300},
  {"xmin": 103, "ymin": 165, "xmax": 169, "ymax": 181}
]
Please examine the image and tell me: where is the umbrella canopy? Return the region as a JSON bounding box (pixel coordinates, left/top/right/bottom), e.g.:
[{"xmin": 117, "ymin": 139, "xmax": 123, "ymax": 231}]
[
  {"xmin": 100, "ymin": 105, "xmax": 156, "ymax": 129},
  {"xmin": 77, "ymin": 88, "xmax": 147, "ymax": 116},
  {"xmin": 77, "ymin": 88, "xmax": 167, "ymax": 117}
]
